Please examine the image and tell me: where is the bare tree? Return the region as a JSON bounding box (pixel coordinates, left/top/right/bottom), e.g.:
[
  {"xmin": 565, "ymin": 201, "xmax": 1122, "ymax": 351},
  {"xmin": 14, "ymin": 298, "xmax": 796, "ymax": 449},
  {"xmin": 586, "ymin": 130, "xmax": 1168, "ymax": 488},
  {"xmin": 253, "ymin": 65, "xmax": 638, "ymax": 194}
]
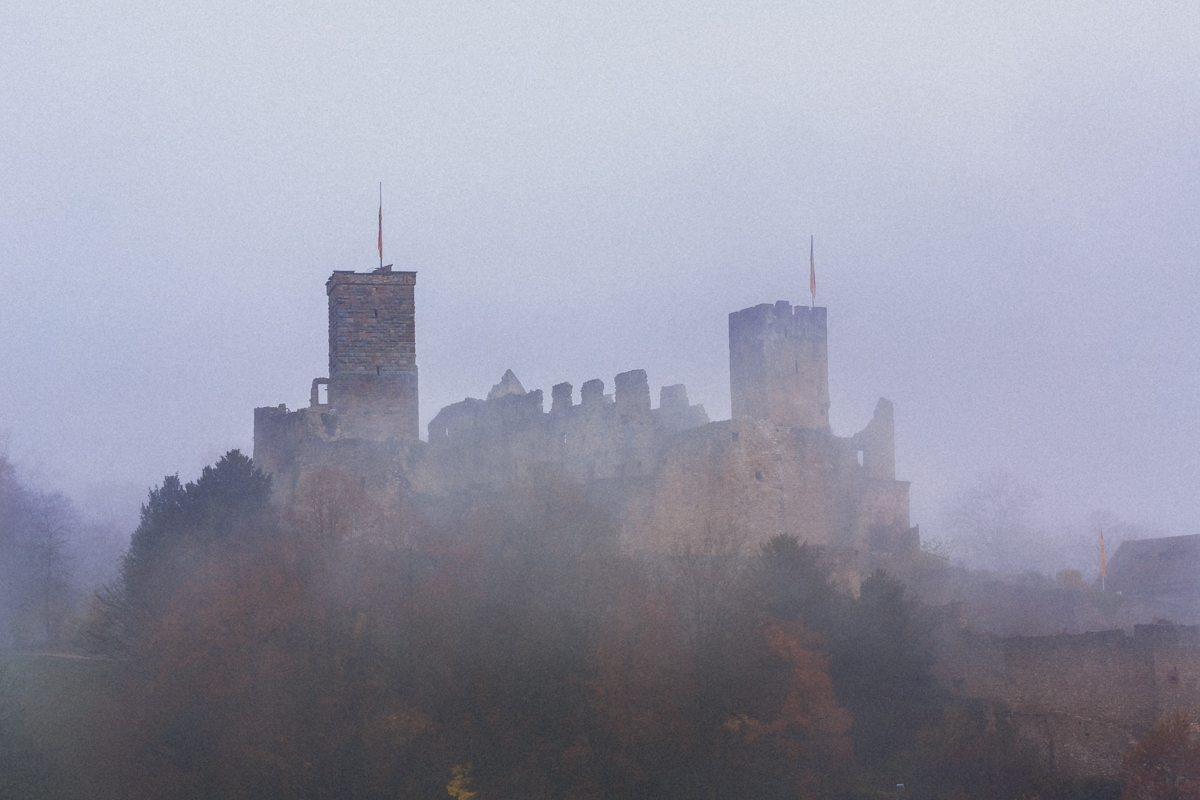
[
  {"xmin": 945, "ymin": 469, "xmax": 1041, "ymax": 573},
  {"xmin": 26, "ymin": 491, "xmax": 77, "ymax": 648},
  {"xmin": 0, "ymin": 451, "xmax": 80, "ymax": 650},
  {"xmin": 286, "ymin": 468, "xmax": 382, "ymax": 545}
]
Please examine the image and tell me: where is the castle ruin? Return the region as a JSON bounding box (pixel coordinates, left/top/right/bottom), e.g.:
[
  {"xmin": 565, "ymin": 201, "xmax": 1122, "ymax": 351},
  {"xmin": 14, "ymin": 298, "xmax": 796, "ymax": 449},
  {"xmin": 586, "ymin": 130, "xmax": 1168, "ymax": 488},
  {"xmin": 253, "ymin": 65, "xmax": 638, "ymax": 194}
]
[{"xmin": 254, "ymin": 267, "xmax": 916, "ymax": 572}]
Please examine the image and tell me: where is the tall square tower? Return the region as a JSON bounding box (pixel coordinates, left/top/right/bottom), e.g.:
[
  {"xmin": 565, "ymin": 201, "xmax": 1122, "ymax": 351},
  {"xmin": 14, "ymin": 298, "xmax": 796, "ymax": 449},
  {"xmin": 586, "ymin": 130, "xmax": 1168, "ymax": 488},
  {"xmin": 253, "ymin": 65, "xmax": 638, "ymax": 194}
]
[
  {"xmin": 728, "ymin": 301, "xmax": 829, "ymax": 430},
  {"xmin": 326, "ymin": 266, "xmax": 418, "ymax": 440}
]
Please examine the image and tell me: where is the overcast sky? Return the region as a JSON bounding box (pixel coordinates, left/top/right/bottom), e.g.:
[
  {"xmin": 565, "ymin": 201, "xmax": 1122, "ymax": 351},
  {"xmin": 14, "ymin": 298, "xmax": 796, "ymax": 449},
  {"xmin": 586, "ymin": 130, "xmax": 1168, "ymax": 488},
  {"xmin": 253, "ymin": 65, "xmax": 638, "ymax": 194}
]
[{"xmin": 2, "ymin": 0, "xmax": 1197, "ymax": 557}]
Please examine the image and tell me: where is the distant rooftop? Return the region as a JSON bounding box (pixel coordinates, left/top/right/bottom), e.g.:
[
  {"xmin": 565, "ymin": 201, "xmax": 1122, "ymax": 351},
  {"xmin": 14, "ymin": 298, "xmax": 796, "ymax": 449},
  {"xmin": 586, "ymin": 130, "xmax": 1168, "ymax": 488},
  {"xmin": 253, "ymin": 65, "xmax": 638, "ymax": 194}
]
[{"xmin": 1107, "ymin": 534, "xmax": 1200, "ymax": 596}]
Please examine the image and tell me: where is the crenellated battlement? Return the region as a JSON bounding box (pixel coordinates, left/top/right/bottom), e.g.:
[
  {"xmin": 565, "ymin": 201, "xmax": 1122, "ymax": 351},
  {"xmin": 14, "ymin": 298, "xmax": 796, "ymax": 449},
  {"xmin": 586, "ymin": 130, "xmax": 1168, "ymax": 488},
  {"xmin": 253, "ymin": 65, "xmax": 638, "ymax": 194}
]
[{"xmin": 425, "ymin": 369, "xmax": 709, "ymax": 489}]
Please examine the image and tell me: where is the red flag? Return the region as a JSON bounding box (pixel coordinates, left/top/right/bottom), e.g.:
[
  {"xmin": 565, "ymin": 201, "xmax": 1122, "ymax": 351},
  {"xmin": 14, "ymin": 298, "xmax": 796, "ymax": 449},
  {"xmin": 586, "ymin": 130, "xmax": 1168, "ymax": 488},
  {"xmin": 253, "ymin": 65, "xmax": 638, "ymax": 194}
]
[{"xmin": 809, "ymin": 235, "xmax": 816, "ymax": 303}]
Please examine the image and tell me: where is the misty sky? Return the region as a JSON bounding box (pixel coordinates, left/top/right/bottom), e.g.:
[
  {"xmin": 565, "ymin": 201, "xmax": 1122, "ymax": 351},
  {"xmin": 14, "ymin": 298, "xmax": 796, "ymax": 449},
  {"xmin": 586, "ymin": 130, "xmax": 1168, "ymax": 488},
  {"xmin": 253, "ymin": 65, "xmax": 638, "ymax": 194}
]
[{"xmin": 2, "ymin": 1, "xmax": 1198, "ymax": 559}]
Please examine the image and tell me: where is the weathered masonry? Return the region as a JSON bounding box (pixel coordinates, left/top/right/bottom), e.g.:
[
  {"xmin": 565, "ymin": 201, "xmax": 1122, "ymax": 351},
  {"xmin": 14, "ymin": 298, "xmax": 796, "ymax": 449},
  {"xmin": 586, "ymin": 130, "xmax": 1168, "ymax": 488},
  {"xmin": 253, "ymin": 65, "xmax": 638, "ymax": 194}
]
[
  {"xmin": 254, "ymin": 269, "xmax": 916, "ymax": 577},
  {"xmin": 729, "ymin": 302, "xmax": 830, "ymax": 431},
  {"xmin": 937, "ymin": 624, "xmax": 1200, "ymax": 778},
  {"xmin": 325, "ymin": 266, "xmax": 419, "ymax": 441}
]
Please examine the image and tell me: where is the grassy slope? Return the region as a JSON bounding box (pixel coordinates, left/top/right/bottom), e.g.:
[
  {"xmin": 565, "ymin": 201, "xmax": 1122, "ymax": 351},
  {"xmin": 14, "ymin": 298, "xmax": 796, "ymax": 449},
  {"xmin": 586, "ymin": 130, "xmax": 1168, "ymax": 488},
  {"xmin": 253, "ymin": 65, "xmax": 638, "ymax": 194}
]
[{"xmin": 1, "ymin": 653, "xmax": 124, "ymax": 799}]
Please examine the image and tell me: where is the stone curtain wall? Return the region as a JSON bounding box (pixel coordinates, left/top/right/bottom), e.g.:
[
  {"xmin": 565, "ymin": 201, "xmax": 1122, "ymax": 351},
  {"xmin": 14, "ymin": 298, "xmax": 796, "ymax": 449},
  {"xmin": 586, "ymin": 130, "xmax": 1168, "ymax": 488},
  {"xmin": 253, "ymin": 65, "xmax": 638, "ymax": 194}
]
[
  {"xmin": 936, "ymin": 624, "xmax": 1200, "ymax": 777},
  {"xmin": 424, "ymin": 370, "xmax": 703, "ymax": 489},
  {"xmin": 631, "ymin": 415, "xmax": 910, "ymax": 565}
]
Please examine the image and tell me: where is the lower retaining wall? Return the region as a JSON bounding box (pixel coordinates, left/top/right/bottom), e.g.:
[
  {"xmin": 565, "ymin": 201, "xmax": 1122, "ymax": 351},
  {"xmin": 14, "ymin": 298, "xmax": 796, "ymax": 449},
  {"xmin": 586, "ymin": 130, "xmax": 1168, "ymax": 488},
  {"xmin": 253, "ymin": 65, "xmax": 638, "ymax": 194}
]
[{"xmin": 935, "ymin": 624, "xmax": 1200, "ymax": 777}]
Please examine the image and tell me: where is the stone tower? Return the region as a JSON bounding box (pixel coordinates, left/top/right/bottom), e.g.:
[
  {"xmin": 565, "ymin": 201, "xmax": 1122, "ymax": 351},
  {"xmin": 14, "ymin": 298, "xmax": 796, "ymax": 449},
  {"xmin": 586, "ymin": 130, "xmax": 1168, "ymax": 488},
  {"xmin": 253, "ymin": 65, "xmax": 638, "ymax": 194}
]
[
  {"xmin": 728, "ymin": 301, "xmax": 829, "ymax": 430},
  {"xmin": 326, "ymin": 265, "xmax": 418, "ymax": 440}
]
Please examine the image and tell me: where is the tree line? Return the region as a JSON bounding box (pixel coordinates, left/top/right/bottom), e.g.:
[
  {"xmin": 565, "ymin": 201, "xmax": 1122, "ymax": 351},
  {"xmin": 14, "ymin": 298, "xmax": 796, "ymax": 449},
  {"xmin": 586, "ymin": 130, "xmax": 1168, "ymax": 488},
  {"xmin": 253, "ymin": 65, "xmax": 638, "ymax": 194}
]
[{"xmin": 68, "ymin": 450, "xmax": 1141, "ymax": 799}]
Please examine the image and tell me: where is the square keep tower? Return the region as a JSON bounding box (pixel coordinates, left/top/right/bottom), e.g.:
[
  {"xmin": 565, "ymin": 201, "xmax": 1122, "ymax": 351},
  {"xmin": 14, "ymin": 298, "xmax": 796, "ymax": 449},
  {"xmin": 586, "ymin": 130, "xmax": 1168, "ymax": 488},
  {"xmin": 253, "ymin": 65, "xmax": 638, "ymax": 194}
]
[
  {"xmin": 326, "ymin": 266, "xmax": 418, "ymax": 440},
  {"xmin": 728, "ymin": 301, "xmax": 829, "ymax": 430}
]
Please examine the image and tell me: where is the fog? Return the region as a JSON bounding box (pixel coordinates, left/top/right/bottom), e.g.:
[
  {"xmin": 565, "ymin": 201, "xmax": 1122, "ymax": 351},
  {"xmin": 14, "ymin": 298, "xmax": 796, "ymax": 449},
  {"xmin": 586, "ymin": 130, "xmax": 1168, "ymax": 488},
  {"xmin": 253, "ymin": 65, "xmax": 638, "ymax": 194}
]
[{"xmin": 3, "ymin": 1, "xmax": 1198, "ymax": 567}]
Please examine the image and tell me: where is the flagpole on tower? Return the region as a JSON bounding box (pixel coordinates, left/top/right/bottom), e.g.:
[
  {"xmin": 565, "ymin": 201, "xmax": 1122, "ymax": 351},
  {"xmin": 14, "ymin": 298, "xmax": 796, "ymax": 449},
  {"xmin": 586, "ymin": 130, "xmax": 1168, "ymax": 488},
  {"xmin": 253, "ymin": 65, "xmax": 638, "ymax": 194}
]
[
  {"xmin": 378, "ymin": 183, "xmax": 383, "ymax": 271},
  {"xmin": 809, "ymin": 235, "xmax": 816, "ymax": 309},
  {"xmin": 1100, "ymin": 527, "xmax": 1108, "ymax": 593}
]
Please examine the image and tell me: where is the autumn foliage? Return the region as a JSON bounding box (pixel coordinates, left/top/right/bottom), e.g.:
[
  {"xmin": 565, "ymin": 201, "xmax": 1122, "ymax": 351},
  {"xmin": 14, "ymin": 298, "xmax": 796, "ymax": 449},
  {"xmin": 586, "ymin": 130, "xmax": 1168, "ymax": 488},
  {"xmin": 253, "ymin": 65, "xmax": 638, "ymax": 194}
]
[
  {"xmin": 84, "ymin": 452, "xmax": 1103, "ymax": 799},
  {"xmin": 1121, "ymin": 714, "xmax": 1200, "ymax": 800}
]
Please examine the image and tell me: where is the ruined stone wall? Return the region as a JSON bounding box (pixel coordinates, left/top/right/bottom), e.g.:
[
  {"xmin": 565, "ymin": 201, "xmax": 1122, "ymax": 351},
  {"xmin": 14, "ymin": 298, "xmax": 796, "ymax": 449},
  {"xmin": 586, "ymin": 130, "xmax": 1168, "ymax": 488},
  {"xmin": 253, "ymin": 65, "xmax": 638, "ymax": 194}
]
[
  {"xmin": 424, "ymin": 369, "xmax": 705, "ymax": 490},
  {"xmin": 326, "ymin": 267, "xmax": 418, "ymax": 440},
  {"xmin": 627, "ymin": 411, "xmax": 910, "ymax": 563},
  {"xmin": 729, "ymin": 302, "xmax": 830, "ymax": 430},
  {"xmin": 936, "ymin": 625, "xmax": 1200, "ymax": 778},
  {"xmin": 253, "ymin": 403, "xmax": 423, "ymax": 501},
  {"xmin": 852, "ymin": 398, "xmax": 895, "ymax": 481},
  {"xmin": 1146, "ymin": 624, "xmax": 1200, "ymax": 722},
  {"xmin": 257, "ymin": 363, "xmax": 909, "ymax": 575},
  {"xmin": 253, "ymin": 404, "xmax": 307, "ymax": 493}
]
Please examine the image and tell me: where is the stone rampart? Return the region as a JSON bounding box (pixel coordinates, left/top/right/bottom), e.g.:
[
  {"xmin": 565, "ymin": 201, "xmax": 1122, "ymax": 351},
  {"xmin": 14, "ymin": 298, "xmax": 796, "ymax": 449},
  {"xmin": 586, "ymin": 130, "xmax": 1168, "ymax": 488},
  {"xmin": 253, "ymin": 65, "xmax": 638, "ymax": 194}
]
[
  {"xmin": 625, "ymin": 415, "xmax": 909, "ymax": 561},
  {"xmin": 936, "ymin": 624, "xmax": 1200, "ymax": 777}
]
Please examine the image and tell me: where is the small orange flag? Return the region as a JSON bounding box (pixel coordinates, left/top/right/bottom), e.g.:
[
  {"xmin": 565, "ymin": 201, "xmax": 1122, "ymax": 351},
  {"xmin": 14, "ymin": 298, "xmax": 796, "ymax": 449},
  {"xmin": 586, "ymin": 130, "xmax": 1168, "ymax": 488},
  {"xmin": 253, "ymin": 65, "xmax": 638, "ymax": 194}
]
[{"xmin": 809, "ymin": 235, "xmax": 816, "ymax": 303}]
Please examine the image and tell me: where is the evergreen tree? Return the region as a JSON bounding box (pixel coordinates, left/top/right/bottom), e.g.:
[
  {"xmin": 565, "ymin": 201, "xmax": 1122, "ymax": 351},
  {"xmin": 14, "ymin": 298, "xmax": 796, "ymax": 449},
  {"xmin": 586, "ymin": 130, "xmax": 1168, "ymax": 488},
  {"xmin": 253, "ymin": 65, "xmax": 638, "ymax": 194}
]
[
  {"xmin": 88, "ymin": 450, "xmax": 272, "ymax": 656},
  {"xmin": 829, "ymin": 569, "xmax": 946, "ymax": 769}
]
